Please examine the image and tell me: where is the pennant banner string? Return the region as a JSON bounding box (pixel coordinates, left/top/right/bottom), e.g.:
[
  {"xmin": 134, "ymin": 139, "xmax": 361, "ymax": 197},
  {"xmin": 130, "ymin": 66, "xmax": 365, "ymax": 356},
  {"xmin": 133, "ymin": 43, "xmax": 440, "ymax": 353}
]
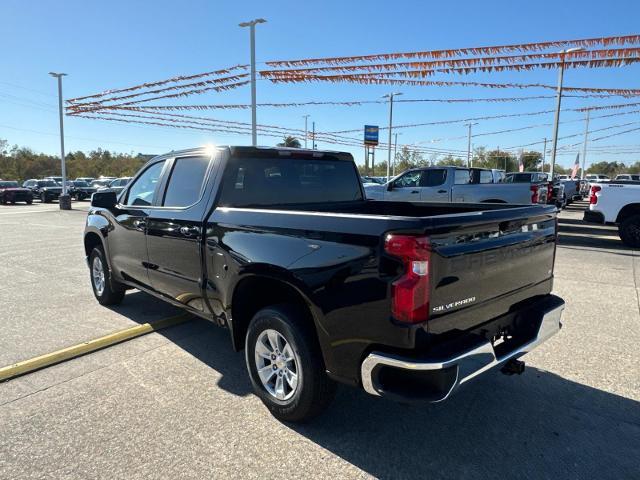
[
  {"xmin": 261, "ymin": 48, "xmax": 640, "ymax": 75},
  {"xmin": 265, "ymin": 34, "xmax": 640, "ymax": 67},
  {"xmin": 66, "ymin": 65, "xmax": 249, "ymax": 103},
  {"xmin": 66, "ymin": 81, "xmax": 250, "ymax": 114},
  {"xmin": 67, "ymin": 74, "xmax": 250, "ymax": 107}
]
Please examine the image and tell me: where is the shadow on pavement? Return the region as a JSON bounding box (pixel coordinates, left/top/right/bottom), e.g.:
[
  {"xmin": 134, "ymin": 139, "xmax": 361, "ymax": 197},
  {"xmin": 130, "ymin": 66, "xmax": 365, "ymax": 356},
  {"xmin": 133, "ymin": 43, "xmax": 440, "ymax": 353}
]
[
  {"xmin": 156, "ymin": 315, "xmax": 640, "ymax": 479},
  {"xmin": 288, "ymin": 368, "xmax": 640, "ymax": 479},
  {"xmin": 558, "ymin": 223, "xmax": 619, "ymax": 237},
  {"xmin": 104, "ymin": 292, "xmax": 640, "ymax": 478},
  {"xmin": 558, "ymin": 232, "xmax": 629, "ymax": 251}
]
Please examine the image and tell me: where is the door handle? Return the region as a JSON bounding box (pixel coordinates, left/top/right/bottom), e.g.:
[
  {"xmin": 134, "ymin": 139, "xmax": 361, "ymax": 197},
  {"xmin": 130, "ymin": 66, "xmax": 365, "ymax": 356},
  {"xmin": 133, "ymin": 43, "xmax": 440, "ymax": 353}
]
[
  {"xmin": 180, "ymin": 225, "xmax": 200, "ymax": 237},
  {"xmin": 437, "ymin": 190, "xmax": 447, "ymax": 194},
  {"xmin": 411, "ymin": 190, "xmax": 419, "ymax": 194},
  {"xmin": 133, "ymin": 219, "xmax": 146, "ymax": 231}
]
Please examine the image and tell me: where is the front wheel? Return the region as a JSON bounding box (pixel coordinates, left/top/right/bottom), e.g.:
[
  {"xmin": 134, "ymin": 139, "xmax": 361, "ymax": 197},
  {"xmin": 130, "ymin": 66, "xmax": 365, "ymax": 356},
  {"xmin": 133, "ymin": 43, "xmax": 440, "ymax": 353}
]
[
  {"xmin": 619, "ymin": 214, "xmax": 640, "ymax": 248},
  {"xmin": 40, "ymin": 193, "xmax": 49, "ymax": 203},
  {"xmin": 26, "ymin": 198, "xmax": 33, "ymax": 204},
  {"xmin": 245, "ymin": 304, "xmax": 335, "ymax": 423},
  {"xmin": 89, "ymin": 246, "xmax": 125, "ymax": 305}
]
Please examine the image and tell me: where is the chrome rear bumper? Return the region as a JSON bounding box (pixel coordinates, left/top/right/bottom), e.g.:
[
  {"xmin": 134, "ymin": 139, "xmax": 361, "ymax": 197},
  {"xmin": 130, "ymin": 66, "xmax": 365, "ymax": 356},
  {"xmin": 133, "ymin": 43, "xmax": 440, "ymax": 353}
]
[{"xmin": 361, "ymin": 299, "xmax": 564, "ymax": 402}]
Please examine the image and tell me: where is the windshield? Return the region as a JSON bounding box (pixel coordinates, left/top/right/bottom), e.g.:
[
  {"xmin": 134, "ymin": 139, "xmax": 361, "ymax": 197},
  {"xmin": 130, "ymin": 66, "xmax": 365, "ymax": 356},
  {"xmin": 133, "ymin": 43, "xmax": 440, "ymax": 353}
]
[
  {"xmin": 74, "ymin": 181, "xmax": 89, "ymax": 187},
  {"xmin": 0, "ymin": 181, "xmax": 19, "ymax": 188},
  {"xmin": 220, "ymin": 155, "xmax": 363, "ymax": 207},
  {"xmin": 38, "ymin": 181, "xmax": 58, "ymax": 187}
]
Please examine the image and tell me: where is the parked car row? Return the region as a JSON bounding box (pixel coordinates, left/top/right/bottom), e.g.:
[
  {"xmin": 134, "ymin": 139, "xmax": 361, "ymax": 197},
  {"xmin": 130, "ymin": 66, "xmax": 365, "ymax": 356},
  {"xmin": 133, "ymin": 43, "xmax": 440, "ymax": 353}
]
[{"xmin": 0, "ymin": 176, "xmax": 132, "ymax": 205}]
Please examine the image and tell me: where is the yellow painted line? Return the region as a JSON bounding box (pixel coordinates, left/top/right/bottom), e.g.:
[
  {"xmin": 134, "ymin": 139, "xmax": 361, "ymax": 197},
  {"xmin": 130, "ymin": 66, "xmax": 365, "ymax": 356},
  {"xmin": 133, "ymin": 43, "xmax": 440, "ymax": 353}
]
[{"xmin": 0, "ymin": 313, "xmax": 192, "ymax": 382}]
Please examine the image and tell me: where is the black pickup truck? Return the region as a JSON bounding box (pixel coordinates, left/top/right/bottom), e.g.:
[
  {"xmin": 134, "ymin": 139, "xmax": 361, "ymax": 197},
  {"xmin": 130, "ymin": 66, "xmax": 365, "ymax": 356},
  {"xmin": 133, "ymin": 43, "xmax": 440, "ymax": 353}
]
[{"xmin": 84, "ymin": 146, "xmax": 564, "ymax": 422}]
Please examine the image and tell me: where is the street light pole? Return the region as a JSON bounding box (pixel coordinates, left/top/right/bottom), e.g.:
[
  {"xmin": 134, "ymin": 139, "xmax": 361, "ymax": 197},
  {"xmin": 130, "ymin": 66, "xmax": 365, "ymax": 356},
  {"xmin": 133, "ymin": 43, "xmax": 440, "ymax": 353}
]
[
  {"xmin": 541, "ymin": 137, "xmax": 547, "ymax": 172},
  {"xmin": 49, "ymin": 72, "xmax": 70, "ymax": 210},
  {"xmin": 239, "ymin": 18, "xmax": 266, "ymax": 147},
  {"xmin": 581, "ymin": 110, "xmax": 590, "ymax": 179},
  {"xmin": 303, "ymin": 114, "xmax": 310, "ymax": 149},
  {"xmin": 549, "ymin": 47, "xmax": 583, "ymax": 178}
]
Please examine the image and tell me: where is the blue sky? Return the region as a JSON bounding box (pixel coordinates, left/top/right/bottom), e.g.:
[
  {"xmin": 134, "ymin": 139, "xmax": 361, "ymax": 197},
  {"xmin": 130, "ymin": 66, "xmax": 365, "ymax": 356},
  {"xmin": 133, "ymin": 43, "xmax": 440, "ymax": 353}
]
[{"xmin": 1, "ymin": 0, "xmax": 639, "ymax": 168}]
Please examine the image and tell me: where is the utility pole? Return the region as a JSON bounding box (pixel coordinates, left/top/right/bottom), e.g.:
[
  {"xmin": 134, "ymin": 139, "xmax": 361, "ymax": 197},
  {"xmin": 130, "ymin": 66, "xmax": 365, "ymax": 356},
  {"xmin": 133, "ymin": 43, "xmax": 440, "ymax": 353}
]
[
  {"xmin": 541, "ymin": 137, "xmax": 547, "ymax": 172},
  {"xmin": 312, "ymin": 121, "xmax": 316, "ymax": 150},
  {"xmin": 49, "ymin": 72, "xmax": 70, "ymax": 210},
  {"xmin": 581, "ymin": 110, "xmax": 590, "ymax": 179},
  {"xmin": 239, "ymin": 18, "xmax": 266, "ymax": 146},
  {"xmin": 549, "ymin": 47, "xmax": 583, "ymax": 177},
  {"xmin": 466, "ymin": 123, "xmax": 472, "ymax": 168},
  {"xmin": 393, "ymin": 132, "xmax": 401, "ymax": 176},
  {"xmin": 383, "ymin": 92, "xmax": 402, "ymax": 180},
  {"xmin": 303, "ymin": 114, "xmax": 310, "ymax": 148}
]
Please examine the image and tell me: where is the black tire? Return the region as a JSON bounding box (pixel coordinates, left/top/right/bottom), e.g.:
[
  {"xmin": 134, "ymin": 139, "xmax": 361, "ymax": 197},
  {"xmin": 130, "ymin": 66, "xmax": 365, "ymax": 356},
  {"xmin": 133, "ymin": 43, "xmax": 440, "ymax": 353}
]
[
  {"xmin": 78, "ymin": 193, "xmax": 86, "ymax": 201},
  {"xmin": 40, "ymin": 192, "xmax": 49, "ymax": 203},
  {"xmin": 26, "ymin": 198, "xmax": 32, "ymax": 205},
  {"xmin": 89, "ymin": 246, "xmax": 125, "ymax": 305},
  {"xmin": 619, "ymin": 214, "xmax": 640, "ymax": 248},
  {"xmin": 245, "ymin": 304, "xmax": 336, "ymax": 423}
]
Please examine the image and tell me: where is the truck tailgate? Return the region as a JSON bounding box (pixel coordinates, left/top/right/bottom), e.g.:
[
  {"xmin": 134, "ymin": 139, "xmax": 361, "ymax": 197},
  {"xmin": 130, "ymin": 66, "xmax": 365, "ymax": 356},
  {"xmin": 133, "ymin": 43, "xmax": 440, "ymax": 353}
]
[{"xmin": 427, "ymin": 207, "xmax": 557, "ymax": 334}]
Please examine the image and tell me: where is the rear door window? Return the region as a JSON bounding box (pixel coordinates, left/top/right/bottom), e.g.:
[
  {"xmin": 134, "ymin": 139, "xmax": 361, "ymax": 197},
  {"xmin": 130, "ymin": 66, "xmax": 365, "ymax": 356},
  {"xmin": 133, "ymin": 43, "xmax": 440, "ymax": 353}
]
[
  {"xmin": 454, "ymin": 169, "xmax": 471, "ymax": 185},
  {"xmin": 420, "ymin": 169, "xmax": 447, "ymax": 187},
  {"xmin": 162, "ymin": 156, "xmax": 210, "ymax": 207}
]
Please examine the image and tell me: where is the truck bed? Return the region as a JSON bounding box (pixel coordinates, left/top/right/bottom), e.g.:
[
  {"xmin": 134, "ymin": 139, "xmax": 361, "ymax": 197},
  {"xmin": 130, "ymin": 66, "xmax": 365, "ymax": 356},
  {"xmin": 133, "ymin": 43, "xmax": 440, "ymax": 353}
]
[{"xmin": 209, "ymin": 199, "xmax": 558, "ymax": 382}]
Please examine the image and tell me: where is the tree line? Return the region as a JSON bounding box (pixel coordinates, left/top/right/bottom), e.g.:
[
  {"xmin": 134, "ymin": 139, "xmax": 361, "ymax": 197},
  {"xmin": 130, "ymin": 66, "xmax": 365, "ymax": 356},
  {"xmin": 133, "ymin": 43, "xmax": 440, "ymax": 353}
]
[
  {"xmin": 357, "ymin": 144, "xmax": 640, "ymax": 178},
  {"xmin": 2, "ymin": 136, "xmax": 639, "ymax": 182},
  {"xmin": 0, "ymin": 139, "xmax": 154, "ymax": 182}
]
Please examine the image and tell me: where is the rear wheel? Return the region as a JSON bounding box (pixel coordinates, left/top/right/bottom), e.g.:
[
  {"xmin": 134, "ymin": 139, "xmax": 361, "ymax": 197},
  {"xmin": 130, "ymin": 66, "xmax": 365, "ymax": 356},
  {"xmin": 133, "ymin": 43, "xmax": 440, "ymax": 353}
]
[
  {"xmin": 26, "ymin": 198, "xmax": 32, "ymax": 204},
  {"xmin": 89, "ymin": 246, "xmax": 125, "ymax": 305},
  {"xmin": 619, "ymin": 214, "xmax": 640, "ymax": 248},
  {"xmin": 245, "ymin": 304, "xmax": 335, "ymax": 423}
]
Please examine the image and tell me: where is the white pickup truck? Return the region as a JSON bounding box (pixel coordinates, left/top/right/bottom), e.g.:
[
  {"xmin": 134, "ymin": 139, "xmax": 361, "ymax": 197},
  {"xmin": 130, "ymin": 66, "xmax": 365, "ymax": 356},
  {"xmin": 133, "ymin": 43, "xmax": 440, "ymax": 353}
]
[
  {"xmin": 365, "ymin": 166, "xmax": 546, "ymax": 204},
  {"xmin": 584, "ymin": 182, "xmax": 640, "ymax": 247}
]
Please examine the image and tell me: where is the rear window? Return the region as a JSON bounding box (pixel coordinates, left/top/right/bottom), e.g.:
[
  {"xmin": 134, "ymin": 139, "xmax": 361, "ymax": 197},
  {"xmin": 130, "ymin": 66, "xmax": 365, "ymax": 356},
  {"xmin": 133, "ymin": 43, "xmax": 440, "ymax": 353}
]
[
  {"xmin": 219, "ymin": 156, "xmax": 362, "ymax": 207},
  {"xmin": 505, "ymin": 173, "xmax": 532, "ymax": 183},
  {"xmin": 479, "ymin": 170, "xmax": 493, "ymax": 184}
]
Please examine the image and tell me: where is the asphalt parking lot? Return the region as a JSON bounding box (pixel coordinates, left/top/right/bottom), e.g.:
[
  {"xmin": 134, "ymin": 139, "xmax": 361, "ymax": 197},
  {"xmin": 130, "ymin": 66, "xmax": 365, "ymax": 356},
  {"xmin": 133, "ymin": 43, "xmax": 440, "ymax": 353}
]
[{"xmin": 0, "ymin": 200, "xmax": 638, "ymax": 479}]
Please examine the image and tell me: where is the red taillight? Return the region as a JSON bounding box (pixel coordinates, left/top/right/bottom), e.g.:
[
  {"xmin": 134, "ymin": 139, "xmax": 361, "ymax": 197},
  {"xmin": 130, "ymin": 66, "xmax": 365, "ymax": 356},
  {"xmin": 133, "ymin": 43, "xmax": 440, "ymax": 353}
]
[
  {"xmin": 384, "ymin": 234, "xmax": 431, "ymax": 324},
  {"xmin": 547, "ymin": 182, "xmax": 554, "ymax": 202},
  {"xmin": 589, "ymin": 185, "xmax": 601, "ymax": 205},
  {"xmin": 530, "ymin": 184, "xmax": 539, "ymax": 203}
]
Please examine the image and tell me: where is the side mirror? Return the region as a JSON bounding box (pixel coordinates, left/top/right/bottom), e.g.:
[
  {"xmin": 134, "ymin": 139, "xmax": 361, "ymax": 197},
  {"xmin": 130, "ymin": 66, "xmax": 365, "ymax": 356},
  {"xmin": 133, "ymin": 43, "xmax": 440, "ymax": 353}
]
[
  {"xmin": 386, "ymin": 182, "xmax": 394, "ymax": 191},
  {"xmin": 91, "ymin": 190, "xmax": 118, "ymax": 209}
]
